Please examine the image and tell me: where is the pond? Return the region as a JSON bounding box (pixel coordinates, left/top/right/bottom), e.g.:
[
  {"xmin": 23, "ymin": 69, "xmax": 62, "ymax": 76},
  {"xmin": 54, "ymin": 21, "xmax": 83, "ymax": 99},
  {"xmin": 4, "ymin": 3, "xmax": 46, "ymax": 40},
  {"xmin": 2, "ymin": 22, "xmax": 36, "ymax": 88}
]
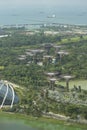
[
  {"xmin": 0, "ymin": 118, "xmax": 37, "ymax": 130},
  {"xmin": 0, "ymin": 114, "xmax": 86, "ymax": 130}
]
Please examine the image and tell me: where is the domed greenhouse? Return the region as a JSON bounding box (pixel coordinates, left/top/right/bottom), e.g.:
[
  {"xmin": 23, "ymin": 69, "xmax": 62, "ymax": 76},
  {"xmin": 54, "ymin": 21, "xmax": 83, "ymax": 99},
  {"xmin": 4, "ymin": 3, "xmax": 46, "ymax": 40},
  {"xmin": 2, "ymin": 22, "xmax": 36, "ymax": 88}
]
[{"xmin": 0, "ymin": 80, "xmax": 19, "ymax": 108}]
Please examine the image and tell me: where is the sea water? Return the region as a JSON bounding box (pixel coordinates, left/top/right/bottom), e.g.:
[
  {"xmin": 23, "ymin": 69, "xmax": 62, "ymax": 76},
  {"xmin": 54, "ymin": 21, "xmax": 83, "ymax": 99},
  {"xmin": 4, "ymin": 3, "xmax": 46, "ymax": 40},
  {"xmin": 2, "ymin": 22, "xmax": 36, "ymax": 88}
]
[{"xmin": 0, "ymin": 6, "xmax": 87, "ymax": 25}]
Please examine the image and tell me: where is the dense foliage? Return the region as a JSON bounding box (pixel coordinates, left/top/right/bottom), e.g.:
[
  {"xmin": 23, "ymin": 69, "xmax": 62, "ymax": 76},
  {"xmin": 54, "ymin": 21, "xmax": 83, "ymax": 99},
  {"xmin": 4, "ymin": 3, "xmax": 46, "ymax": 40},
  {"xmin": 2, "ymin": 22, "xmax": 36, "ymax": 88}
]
[
  {"xmin": 0, "ymin": 28, "xmax": 87, "ymax": 120},
  {"xmin": 0, "ymin": 32, "xmax": 87, "ymax": 87}
]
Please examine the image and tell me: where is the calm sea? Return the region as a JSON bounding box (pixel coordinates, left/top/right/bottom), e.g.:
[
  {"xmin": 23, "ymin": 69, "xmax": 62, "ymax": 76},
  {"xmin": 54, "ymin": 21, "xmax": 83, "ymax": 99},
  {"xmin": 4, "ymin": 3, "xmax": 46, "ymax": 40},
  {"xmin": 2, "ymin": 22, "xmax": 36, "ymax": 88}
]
[{"xmin": 0, "ymin": 6, "xmax": 87, "ymax": 26}]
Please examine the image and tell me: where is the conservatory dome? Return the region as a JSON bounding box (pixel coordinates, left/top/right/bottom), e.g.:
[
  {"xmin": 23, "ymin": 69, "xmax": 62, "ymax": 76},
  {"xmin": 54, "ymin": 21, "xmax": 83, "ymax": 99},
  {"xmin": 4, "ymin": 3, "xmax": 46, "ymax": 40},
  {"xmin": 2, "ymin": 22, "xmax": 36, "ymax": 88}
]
[{"xmin": 0, "ymin": 80, "xmax": 19, "ymax": 108}]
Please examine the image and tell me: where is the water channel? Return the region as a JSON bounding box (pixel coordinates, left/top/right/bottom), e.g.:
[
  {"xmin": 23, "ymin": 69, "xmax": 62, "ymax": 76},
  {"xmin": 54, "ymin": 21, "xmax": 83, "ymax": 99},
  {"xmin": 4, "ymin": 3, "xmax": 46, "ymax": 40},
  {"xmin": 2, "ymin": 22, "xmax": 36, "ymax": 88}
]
[
  {"xmin": 0, "ymin": 118, "xmax": 83, "ymax": 130},
  {"xmin": 0, "ymin": 118, "xmax": 37, "ymax": 130}
]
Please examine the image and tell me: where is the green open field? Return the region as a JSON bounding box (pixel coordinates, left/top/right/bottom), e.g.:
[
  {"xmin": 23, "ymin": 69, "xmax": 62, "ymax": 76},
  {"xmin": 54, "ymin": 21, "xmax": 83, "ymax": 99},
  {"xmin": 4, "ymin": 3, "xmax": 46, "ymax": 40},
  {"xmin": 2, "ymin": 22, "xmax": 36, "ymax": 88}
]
[
  {"xmin": 58, "ymin": 80, "xmax": 87, "ymax": 90},
  {"xmin": 57, "ymin": 35, "xmax": 87, "ymax": 44}
]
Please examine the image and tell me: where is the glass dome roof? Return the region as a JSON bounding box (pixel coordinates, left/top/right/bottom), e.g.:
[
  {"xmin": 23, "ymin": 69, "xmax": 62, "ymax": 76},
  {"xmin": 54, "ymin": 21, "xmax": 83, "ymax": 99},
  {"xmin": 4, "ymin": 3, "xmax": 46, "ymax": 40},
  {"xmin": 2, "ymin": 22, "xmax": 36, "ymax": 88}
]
[{"xmin": 0, "ymin": 80, "xmax": 19, "ymax": 108}]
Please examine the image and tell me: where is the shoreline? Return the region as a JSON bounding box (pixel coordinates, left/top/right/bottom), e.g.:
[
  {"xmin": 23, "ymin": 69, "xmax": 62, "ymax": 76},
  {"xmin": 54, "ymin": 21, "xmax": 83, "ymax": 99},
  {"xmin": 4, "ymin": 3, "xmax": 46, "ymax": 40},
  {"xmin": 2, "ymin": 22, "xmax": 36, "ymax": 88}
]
[
  {"xmin": 0, "ymin": 111, "xmax": 87, "ymax": 129},
  {"xmin": 43, "ymin": 112, "xmax": 87, "ymax": 125},
  {"xmin": 0, "ymin": 22, "xmax": 87, "ymax": 29}
]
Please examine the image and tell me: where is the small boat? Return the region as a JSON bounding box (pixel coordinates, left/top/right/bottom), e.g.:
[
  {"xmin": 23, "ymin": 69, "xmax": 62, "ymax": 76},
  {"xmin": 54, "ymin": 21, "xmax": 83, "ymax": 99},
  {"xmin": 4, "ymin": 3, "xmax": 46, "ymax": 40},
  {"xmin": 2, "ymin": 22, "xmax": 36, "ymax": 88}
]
[{"xmin": 47, "ymin": 14, "xmax": 56, "ymax": 18}]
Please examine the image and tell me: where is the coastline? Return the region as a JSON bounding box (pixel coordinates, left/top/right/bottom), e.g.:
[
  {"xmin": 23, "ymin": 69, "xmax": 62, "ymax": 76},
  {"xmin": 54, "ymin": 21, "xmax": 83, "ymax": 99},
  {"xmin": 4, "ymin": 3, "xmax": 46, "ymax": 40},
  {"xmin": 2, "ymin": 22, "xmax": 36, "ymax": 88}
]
[
  {"xmin": 43, "ymin": 112, "xmax": 87, "ymax": 125},
  {"xmin": 0, "ymin": 22, "xmax": 87, "ymax": 29}
]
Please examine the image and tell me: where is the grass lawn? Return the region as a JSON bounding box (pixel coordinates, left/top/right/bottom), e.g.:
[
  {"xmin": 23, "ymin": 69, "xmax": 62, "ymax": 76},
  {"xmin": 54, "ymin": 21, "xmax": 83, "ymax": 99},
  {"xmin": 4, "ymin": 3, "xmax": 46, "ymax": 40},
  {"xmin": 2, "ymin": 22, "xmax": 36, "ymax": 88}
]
[
  {"xmin": 57, "ymin": 35, "xmax": 87, "ymax": 44},
  {"xmin": 58, "ymin": 80, "xmax": 87, "ymax": 90}
]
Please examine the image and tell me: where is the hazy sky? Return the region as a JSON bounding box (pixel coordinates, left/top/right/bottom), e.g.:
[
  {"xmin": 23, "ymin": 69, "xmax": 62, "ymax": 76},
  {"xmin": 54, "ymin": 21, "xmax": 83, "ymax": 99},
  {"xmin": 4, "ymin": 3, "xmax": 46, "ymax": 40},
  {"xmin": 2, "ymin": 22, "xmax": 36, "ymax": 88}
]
[{"xmin": 0, "ymin": 0, "xmax": 87, "ymax": 7}]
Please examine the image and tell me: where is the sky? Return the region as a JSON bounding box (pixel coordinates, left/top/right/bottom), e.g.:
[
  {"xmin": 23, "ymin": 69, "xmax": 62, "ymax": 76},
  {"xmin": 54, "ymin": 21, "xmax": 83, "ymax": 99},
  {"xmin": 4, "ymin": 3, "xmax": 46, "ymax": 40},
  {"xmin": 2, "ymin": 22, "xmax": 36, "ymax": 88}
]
[{"xmin": 0, "ymin": 0, "xmax": 87, "ymax": 7}]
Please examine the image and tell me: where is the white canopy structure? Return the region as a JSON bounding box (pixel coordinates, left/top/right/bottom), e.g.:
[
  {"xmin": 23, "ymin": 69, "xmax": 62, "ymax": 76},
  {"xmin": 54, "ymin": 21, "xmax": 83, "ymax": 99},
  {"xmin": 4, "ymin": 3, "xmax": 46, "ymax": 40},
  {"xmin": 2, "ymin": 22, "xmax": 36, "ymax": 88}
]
[{"xmin": 0, "ymin": 81, "xmax": 19, "ymax": 109}]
